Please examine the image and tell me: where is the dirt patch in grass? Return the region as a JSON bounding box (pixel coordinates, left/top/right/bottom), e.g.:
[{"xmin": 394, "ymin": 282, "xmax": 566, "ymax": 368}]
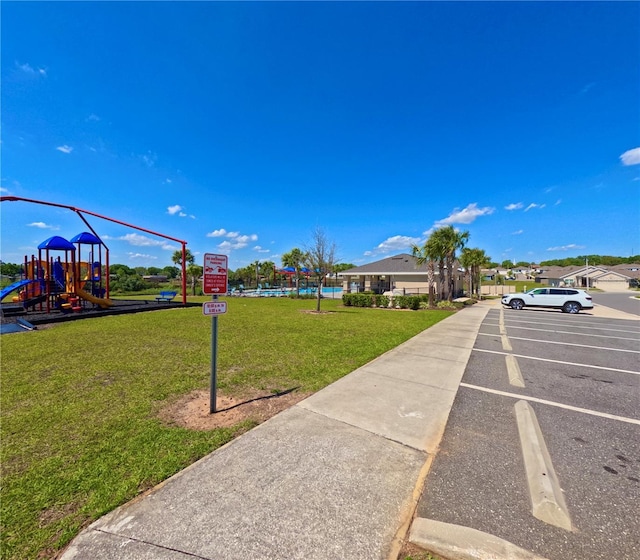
[{"xmin": 158, "ymin": 388, "xmax": 311, "ymax": 430}]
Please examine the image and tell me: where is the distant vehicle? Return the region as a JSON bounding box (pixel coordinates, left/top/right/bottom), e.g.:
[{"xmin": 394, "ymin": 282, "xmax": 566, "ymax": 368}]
[{"xmin": 501, "ymin": 287, "xmax": 593, "ymax": 314}]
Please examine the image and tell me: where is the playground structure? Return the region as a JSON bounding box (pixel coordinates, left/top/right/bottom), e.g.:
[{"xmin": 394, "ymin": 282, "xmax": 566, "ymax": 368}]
[
  {"xmin": 1, "ymin": 197, "xmax": 189, "ymax": 313},
  {"xmin": 4, "ymin": 232, "xmax": 111, "ymax": 314}
]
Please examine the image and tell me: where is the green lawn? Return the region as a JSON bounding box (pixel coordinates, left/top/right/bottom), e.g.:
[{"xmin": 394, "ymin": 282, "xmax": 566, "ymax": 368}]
[{"xmin": 1, "ymin": 297, "xmax": 453, "ymax": 560}]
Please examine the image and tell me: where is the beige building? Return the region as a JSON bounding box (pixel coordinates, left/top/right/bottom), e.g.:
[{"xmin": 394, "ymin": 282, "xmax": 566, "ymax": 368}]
[
  {"xmin": 536, "ymin": 264, "xmax": 635, "ymax": 292},
  {"xmin": 339, "ymin": 253, "xmax": 464, "ymax": 297}
]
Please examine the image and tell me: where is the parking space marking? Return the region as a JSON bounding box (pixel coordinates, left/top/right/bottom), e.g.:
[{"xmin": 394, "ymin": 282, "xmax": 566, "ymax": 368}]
[
  {"xmin": 460, "ymin": 383, "xmax": 640, "ymax": 425},
  {"xmin": 494, "ymin": 324, "xmax": 639, "ymax": 342},
  {"xmin": 505, "ymin": 354, "xmax": 525, "ymax": 387},
  {"xmin": 507, "ymin": 336, "xmax": 640, "ymax": 354},
  {"xmin": 499, "ymin": 317, "xmax": 640, "ymax": 335},
  {"xmin": 474, "ymin": 348, "xmax": 640, "ymax": 376},
  {"xmin": 514, "ymin": 400, "xmax": 573, "ymax": 531}
]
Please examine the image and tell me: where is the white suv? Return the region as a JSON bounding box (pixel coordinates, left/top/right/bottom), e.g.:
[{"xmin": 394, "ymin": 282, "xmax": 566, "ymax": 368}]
[{"xmin": 501, "ymin": 288, "xmax": 593, "ymax": 314}]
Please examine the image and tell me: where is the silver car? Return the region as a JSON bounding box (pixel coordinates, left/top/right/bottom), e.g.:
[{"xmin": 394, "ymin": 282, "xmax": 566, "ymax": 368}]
[{"xmin": 501, "ymin": 287, "xmax": 593, "ymax": 314}]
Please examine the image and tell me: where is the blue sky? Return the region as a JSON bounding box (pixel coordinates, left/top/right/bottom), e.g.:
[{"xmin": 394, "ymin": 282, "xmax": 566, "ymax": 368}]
[{"xmin": 2, "ymin": 1, "xmax": 639, "ymax": 271}]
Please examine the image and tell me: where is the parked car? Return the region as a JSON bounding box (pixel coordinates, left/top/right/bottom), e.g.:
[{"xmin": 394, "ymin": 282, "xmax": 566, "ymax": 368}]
[{"xmin": 501, "ymin": 287, "xmax": 593, "ymax": 314}]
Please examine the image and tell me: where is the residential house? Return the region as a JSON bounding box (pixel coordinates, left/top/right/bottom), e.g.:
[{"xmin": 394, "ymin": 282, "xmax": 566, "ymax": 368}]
[{"xmin": 338, "ymin": 253, "xmax": 464, "ymax": 297}]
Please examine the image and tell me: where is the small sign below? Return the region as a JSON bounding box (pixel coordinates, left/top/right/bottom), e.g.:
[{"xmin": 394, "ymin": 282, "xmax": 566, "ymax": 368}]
[{"xmin": 203, "ymin": 301, "xmax": 227, "ymax": 316}]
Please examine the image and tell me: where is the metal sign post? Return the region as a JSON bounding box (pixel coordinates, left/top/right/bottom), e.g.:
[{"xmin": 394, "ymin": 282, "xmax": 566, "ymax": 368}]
[{"xmin": 203, "ymin": 254, "xmax": 228, "ymax": 413}]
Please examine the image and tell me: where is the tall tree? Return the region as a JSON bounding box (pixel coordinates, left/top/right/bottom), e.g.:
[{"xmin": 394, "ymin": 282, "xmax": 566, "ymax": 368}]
[
  {"xmin": 430, "ymin": 226, "xmax": 469, "ymax": 301},
  {"xmin": 186, "ymin": 263, "xmax": 203, "ymax": 295},
  {"xmin": 411, "ymin": 239, "xmax": 439, "ymax": 307},
  {"xmin": 303, "ymin": 228, "xmax": 336, "ymax": 312},
  {"xmin": 259, "ymin": 261, "xmax": 276, "ymax": 286},
  {"xmin": 282, "ymin": 248, "xmax": 306, "ymax": 296},
  {"xmin": 171, "ymin": 248, "xmax": 194, "ymax": 267},
  {"xmin": 460, "ymin": 247, "xmax": 490, "ymax": 298}
]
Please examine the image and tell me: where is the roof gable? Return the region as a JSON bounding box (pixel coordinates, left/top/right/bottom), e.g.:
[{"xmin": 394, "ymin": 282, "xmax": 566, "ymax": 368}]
[{"xmin": 340, "ymin": 253, "xmax": 428, "ymax": 275}]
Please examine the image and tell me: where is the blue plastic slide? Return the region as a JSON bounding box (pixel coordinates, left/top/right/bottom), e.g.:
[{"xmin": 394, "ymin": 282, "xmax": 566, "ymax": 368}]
[{"xmin": 0, "ymin": 279, "xmax": 35, "ymax": 301}]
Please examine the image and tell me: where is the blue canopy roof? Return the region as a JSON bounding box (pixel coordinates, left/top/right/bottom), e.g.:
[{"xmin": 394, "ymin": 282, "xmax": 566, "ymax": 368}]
[
  {"xmin": 70, "ymin": 232, "xmax": 102, "ymax": 244},
  {"xmin": 38, "ymin": 236, "xmax": 76, "ymax": 251}
]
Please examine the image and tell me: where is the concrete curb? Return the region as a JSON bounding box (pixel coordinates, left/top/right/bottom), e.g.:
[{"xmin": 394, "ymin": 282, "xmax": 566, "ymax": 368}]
[
  {"xmin": 409, "ymin": 518, "xmax": 551, "ymax": 560},
  {"xmin": 514, "ymin": 400, "xmax": 572, "ymax": 532}
]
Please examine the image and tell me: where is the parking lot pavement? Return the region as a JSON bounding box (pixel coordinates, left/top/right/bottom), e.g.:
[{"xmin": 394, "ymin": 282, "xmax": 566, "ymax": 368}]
[{"xmin": 412, "ymin": 306, "xmax": 640, "ymax": 560}]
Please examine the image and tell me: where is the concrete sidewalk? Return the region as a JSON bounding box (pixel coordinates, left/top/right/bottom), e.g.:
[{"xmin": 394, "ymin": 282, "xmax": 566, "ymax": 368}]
[{"xmin": 61, "ymin": 302, "xmax": 492, "ymax": 560}]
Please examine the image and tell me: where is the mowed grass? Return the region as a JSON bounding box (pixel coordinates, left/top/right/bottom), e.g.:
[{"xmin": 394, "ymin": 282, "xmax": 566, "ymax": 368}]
[{"xmin": 1, "ymin": 297, "xmax": 453, "ymax": 559}]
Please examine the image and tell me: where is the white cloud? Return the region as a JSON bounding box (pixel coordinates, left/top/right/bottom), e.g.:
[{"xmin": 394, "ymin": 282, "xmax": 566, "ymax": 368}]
[
  {"xmin": 505, "ymin": 203, "xmax": 523, "ymax": 211},
  {"xmin": 206, "ymin": 229, "xmax": 257, "ymax": 250},
  {"xmin": 27, "ymin": 221, "xmax": 58, "ymax": 230},
  {"xmin": 140, "ymin": 151, "xmax": 157, "ymax": 167},
  {"xmin": 555, "ymin": 199, "xmax": 562, "ymax": 206},
  {"xmin": 547, "ymin": 244, "xmax": 586, "ymax": 252},
  {"xmin": 128, "ymin": 252, "xmax": 157, "ymax": 260},
  {"xmin": 511, "ymin": 230, "xmax": 524, "ymax": 235},
  {"xmin": 103, "ymin": 233, "xmax": 177, "ymax": 251},
  {"xmin": 364, "ymin": 235, "xmax": 422, "ymax": 256},
  {"xmin": 0, "ymin": 187, "xmax": 8, "ymax": 193},
  {"xmin": 16, "ymin": 61, "xmax": 46, "ymax": 77},
  {"xmin": 524, "ymin": 203, "xmax": 546, "ymax": 212},
  {"xmin": 167, "ymin": 205, "xmax": 194, "ymax": 218},
  {"xmin": 433, "ymin": 203, "xmax": 495, "ymax": 228},
  {"xmin": 579, "ymin": 82, "xmax": 595, "ymax": 95},
  {"xmin": 254, "ymin": 245, "xmax": 270, "ymax": 253},
  {"xmin": 56, "ymin": 145, "xmax": 73, "ymax": 154},
  {"xmin": 86, "ymin": 113, "xmax": 100, "ymax": 121},
  {"xmin": 620, "ymin": 147, "xmax": 640, "ymax": 166}
]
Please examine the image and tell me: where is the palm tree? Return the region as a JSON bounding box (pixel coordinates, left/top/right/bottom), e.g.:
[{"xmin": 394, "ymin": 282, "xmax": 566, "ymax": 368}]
[
  {"xmin": 412, "ymin": 239, "xmax": 439, "ymax": 307},
  {"xmin": 430, "ymin": 226, "xmax": 469, "ymax": 301},
  {"xmin": 282, "ymin": 248, "xmax": 306, "ymax": 296},
  {"xmin": 171, "ymin": 248, "xmax": 194, "ymax": 267},
  {"xmin": 259, "ymin": 261, "xmax": 276, "ymax": 287},
  {"xmin": 186, "ymin": 263, "xmax": 203, "ymax": 295},
  {"xmin": 461, "ymin": 247, "xmax": 490, "ymax": 298}
]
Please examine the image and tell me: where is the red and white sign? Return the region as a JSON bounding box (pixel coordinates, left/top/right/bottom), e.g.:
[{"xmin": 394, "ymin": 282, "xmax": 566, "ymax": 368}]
[
  {"xmin": 203, "ymin": 253, "xmax": 228, "ymax": 294},
  {"xmin": 203, "ymin": 301, "xmax": 227, "ymax": 316}
]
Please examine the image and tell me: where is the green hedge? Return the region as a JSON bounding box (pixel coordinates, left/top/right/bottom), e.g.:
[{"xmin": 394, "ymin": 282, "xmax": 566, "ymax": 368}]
[
  {"xmin": 342, "ymin": 293, "xmax": 420, "ymax": 309},
  {"xmin": 342, "ymin": 293, "xmax": 390, "ymax": 308}
]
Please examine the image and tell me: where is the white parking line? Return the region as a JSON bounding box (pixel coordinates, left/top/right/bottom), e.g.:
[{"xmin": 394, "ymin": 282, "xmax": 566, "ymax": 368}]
[
  {"xmin": 483, "ymin": 323, "xmax": 639, "ymax": 342},
  {"xmin": 460, "ymin": 383, "xmax": 640, "ymax": 425},
  {"xmin": 477, "ymin": 332, "xmax": 640, "ymax": 353},
  {"xmin": 507, "ymin": 336, "xmax": 640, "ymax": 354},
  {"xmin": 473, "ymin": 348, "xmax": 640, "ymax": 376},
  {"xmin": 496, "ymin": 318, "xmax": 640, "ymax": 335}
]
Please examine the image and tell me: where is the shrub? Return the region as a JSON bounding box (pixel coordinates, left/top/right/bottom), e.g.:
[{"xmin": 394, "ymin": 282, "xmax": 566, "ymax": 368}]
[{"xmin": 394, "ymin": 295, "xmax": 421, "ymax": 310}]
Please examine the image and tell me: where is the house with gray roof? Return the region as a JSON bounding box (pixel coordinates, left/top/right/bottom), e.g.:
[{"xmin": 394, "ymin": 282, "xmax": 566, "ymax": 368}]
[
  {"xmin": 338, "ymin": 253, "xmax": 464, "ymax": 296},
  {"xmin": 536, "ymin": 264, "xmax": 635, "ymax": 291}
]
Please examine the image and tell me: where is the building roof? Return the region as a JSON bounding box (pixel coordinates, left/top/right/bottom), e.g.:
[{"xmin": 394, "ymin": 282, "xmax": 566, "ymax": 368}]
[{"xmin": 339, "ymin": 253, "xmax": 430, "ymax": 276}]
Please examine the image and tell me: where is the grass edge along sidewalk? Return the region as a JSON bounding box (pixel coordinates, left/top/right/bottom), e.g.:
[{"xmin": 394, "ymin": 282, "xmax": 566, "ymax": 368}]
[{"xmin": 1, "ymin": 297, "xmax": 454, "ymax": 560}]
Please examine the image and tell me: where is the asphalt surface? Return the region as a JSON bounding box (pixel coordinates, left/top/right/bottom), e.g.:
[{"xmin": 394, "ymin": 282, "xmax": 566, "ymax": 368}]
[
  {"xmin": 414, "ymin": 302, "xmax": 640, "ymax": 560},
  {"xmin": 590, "ymin": 291, "xmax": 640, "ymax": 316}
]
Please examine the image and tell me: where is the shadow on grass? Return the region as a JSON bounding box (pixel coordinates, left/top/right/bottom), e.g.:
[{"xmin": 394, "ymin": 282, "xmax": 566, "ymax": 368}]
[{"xmin": 216, "ymin": 386, "xmax": 301, "ymax": 413}]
